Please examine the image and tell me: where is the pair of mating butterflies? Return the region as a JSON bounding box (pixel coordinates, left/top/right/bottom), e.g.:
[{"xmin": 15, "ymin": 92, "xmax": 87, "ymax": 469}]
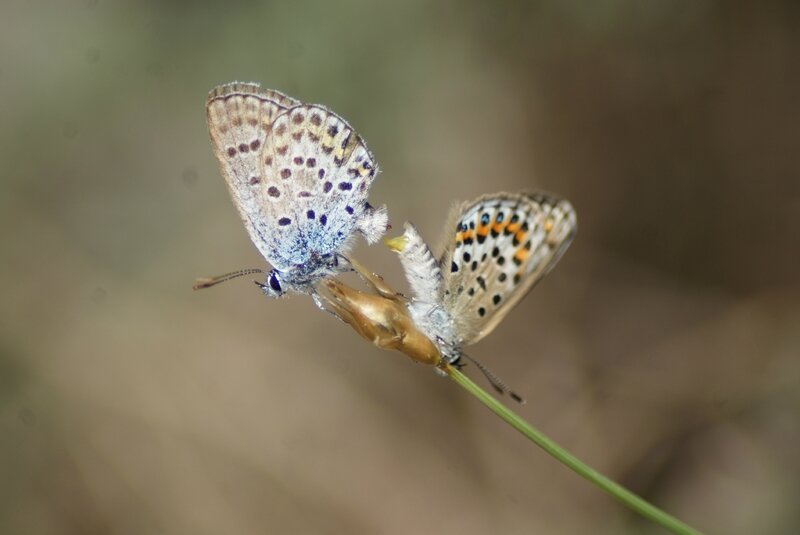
[{"xmin": 203, "ymin": 82, "xmax": 576, "ymax": 371}]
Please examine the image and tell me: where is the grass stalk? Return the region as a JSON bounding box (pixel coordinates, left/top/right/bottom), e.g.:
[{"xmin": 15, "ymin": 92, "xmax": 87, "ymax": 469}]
[{"xmin": 444, "ymin": 364, "xmax": 705, "ymax": 535}]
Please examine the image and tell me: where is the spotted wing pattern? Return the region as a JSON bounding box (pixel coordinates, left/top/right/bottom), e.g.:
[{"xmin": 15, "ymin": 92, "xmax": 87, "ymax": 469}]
[
  {"xmin": 439, "ymin": 192, "xmax": 576, "ymax": 346},
  {"xmin": 206, "ymin": 83, "xmax": 386, "ymax": 274},
  {"xmin": 260, "ymin": 104, "xmax": 382, "ymax": 269},
  {"xmin": 206, "ymin": 83, "xmax": 300, "ymax": 263}
]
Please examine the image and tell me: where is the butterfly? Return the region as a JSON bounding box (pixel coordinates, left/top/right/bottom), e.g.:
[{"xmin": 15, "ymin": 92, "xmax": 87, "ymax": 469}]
[
  {"xmin": 388, "ymin": 192, "xmax": 576, "ymax": 398},
  {"xmin": 200, "ymin": 82, "xmax": 388, "ymax": 296}
]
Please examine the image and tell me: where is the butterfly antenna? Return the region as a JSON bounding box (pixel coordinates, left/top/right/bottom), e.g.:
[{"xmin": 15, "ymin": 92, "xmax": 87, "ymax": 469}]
[
  {"xmin": 193, "ymin": 268, "xmax": 263, "ymax": 290},
  {"xmin": 460, "ymin": 353, "xmax": 526, "ymax": 404}
]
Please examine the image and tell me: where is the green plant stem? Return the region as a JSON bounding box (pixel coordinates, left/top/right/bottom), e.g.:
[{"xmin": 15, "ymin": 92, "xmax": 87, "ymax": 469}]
[{"xmin": 444, "ymin": 365, "xmax": 705, "ymax": 535}]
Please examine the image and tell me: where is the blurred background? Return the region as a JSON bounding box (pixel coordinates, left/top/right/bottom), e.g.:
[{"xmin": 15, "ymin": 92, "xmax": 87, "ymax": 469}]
[{"xmin": 1, "ymin": 1, "xmax": 798, "ymax": 533}]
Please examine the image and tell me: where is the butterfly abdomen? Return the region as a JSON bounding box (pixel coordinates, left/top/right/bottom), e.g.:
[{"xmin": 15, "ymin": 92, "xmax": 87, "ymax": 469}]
[{"xmin": 391, "ymin": 224, "xmax": 440, "ymax": 303}]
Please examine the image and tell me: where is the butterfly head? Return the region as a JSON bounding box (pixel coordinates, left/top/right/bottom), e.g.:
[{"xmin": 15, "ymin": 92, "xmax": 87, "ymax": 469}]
[{"xmin": 256, "ymin": 270, "xmax": 287, "ymax": 298}]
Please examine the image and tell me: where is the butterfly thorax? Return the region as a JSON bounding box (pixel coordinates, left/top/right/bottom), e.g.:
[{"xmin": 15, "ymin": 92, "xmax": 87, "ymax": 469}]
[{"xmin": 407, "ymin": 300, "xmax": 461, "ymax": 363}]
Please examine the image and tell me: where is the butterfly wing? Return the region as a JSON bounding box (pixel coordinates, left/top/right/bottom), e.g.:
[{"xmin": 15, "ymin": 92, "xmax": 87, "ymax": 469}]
[
  {"xmin": 206, "ymin": 83, "xmax": 299, "ymax": 265},
  {"xmin": 207, "ymin": 83, "xmax": 386, "ymax": 274},
  {"xmin": 259, "ymin": 104, "xmax": 385, "ymax": 270},
  {"xmin": 439, "ymin": 192, "xmax": 577, "ymax": 346}
]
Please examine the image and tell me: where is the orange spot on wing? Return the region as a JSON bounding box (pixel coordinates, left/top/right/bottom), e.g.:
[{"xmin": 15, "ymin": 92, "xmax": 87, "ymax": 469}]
[
  {"xmin": 514, "ymin": 248, "xmax": 529, "ymax": 264},
  {"xmin": 492, "ymin": 222, "xmax": 506, "ymax": 234},
  {"xmin": 544, "ymin": 218, "xmax": 554, "ymax": 232},
  {"xmin": 507, "ymin": 223, "xmax": 521, "ymax": 233},
  {"xmin": 514, "ymin": 231, "xmax": 527, "ymax": 244},
  {"xmin": 477, "ymin": 225, "xmax": 489, "ymax": 237},
  {"xmin": 455, "ymin": 230, "xmax": 474, "ymax": 242}
]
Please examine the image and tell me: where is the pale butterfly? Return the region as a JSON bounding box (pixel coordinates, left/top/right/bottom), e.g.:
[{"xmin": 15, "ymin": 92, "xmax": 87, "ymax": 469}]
[
  {"xmin": 198, "ymin": 82, "xmax": 388, "ymax": 297},
  {"xmin": 388, "ymin": 192, "xmax": 576, "ymax": 400}
]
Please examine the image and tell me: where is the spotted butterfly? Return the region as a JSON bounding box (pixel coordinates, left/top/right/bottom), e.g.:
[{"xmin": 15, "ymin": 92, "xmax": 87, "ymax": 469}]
[
  {"xmin": 392, "ymin": 192, "xmax": 576, "ymax": 365},
  {"xmin": 202, "ymin": 82, "xmax": 387, "ymax": 296}
]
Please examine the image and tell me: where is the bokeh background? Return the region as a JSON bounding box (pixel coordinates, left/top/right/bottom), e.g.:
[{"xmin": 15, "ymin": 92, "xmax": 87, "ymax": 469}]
[{"xmin": 2, "ymin": 1, "xmax": 799, "ymax": 533}]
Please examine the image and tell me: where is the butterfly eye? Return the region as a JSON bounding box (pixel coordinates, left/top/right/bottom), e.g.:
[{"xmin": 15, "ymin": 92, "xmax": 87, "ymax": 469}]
[{"xmin": 268, "ymin": 273, "xmax": 282, "ymax": 293}]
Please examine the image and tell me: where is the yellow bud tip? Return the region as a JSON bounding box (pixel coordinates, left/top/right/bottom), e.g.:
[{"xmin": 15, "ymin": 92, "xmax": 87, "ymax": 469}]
[{"xmin": 383, "ymin": 235, "xmax": 409, "ymax": 252}]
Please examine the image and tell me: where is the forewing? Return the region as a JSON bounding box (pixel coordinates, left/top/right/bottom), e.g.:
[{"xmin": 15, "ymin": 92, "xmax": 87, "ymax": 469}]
[
  {"xmin": 206, "ymin": 83, "xmax": 296, "ymax": 264},
  {"xmin": 440, "ymin": 192, "xmax": 576, "ymax": 346},
  {"xmin": 260, "ymin": 104, "xmax": 381, "ymax": 268}
]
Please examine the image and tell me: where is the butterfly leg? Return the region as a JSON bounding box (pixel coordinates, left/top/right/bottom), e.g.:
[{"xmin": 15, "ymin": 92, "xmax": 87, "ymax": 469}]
[{"xmin": 341, "ymin": 255, "xmax": 403, "ymax": 300}]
